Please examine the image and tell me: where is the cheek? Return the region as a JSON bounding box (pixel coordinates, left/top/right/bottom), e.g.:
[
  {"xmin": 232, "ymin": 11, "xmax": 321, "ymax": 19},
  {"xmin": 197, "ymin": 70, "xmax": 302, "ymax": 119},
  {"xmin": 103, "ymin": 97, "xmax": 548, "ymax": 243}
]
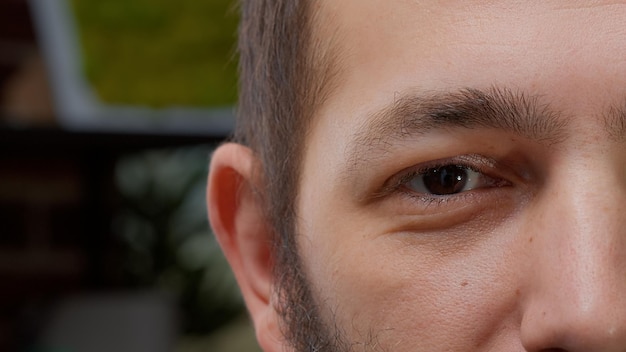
[{"xmin": 299, "ymin": 219, "xmax": 526, "ymax": 350}]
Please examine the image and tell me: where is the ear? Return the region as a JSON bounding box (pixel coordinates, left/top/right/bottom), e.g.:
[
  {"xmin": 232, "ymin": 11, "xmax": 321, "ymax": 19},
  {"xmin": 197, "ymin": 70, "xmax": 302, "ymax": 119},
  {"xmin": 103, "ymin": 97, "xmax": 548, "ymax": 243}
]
[{"xmin": 207, "ymin": 143, "xmax": 285, "ymax": 352}]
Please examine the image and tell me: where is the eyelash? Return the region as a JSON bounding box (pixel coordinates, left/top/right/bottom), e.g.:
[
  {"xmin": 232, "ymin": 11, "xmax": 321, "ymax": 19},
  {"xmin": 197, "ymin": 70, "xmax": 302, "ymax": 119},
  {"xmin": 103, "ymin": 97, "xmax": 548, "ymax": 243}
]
[{"xmin": 385, "ymin": 154, "xmax": 509, "ymax": 206}]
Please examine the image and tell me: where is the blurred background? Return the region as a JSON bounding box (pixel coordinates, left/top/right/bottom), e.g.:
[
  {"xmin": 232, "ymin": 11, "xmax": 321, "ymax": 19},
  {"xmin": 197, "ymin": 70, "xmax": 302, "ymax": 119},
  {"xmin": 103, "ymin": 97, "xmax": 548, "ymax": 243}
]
[{"xmin": 0, "ymin": 0, "xmax": 260, "ymax": 351}]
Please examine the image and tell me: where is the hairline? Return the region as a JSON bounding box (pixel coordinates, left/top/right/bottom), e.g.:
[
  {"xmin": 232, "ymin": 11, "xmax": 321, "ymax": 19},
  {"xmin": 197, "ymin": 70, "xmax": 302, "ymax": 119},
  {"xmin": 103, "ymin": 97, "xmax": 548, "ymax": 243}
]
[{"xmin": 234, "ymin": 1, "xmax": 345, "ymax": 348}]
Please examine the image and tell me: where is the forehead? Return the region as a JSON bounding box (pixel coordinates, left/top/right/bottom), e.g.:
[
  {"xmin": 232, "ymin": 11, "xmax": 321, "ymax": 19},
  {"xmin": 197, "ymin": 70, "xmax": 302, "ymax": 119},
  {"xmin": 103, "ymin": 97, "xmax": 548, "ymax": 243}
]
[{"xmin": 313, "ymin": 0, "xmax": 626, "ymax": 120}]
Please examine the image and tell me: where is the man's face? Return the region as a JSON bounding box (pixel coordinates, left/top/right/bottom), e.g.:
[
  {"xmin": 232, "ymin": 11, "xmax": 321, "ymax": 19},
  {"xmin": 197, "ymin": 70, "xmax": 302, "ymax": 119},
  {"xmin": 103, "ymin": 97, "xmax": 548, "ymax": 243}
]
[{"xmin": 295, "ymin": 1, "xmax": 626, "ymax": 350}]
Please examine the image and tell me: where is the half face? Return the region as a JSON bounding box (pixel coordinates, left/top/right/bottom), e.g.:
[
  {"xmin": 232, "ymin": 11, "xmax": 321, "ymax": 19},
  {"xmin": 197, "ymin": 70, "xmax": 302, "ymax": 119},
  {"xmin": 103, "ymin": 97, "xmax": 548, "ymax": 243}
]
[{"xmin": 296, "ymin": 1, "xmax": 626, "ymax": 351}]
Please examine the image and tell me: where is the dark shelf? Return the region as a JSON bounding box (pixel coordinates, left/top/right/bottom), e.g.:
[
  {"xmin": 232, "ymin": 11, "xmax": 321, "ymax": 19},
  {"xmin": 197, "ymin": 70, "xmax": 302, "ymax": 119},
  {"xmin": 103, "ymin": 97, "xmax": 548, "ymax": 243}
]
[{"xmin": 0, "ymin": 123, "xmax": 228, "ymax": 156}]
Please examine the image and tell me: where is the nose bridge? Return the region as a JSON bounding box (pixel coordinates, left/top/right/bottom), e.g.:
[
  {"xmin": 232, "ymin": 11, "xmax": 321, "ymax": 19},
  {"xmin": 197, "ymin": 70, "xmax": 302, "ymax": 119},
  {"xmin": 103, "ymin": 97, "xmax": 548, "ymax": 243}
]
[{"xmin": 521, "ymin": 156, "xmax": 626, "ymax": 351}]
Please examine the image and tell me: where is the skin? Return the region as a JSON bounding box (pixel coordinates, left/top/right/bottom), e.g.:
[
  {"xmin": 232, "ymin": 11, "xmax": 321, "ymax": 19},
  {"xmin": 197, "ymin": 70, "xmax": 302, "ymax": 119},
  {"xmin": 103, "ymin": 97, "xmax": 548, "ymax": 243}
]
[{"xmin": 208, "ymin": 1, "xmax": 626, "ymax": 351}]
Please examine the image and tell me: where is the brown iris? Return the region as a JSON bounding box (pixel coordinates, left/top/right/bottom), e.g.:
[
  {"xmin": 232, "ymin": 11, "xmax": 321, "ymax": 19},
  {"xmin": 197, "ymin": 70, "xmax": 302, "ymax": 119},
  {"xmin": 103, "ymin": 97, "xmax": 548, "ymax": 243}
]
[{"xmin": 422, "ymin": 165, "xmax": 469, "ymax": 195}]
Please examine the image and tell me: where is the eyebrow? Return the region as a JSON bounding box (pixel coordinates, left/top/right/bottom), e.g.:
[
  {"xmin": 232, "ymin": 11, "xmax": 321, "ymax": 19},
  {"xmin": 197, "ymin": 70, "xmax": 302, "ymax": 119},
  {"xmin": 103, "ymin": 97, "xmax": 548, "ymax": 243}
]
[
  {"xmin": 604, "ymin": 100, "xmax": 626, "ymax": 141},
  {"xmin": 346, "ymin": 86, "xmax": 568, "ymax": 171}
]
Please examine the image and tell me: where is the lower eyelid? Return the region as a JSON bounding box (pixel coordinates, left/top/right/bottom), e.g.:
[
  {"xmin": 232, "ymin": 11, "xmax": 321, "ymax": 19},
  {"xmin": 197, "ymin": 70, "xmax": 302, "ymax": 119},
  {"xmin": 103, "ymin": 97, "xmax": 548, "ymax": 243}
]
[
  {"xmin": 397, "ymin": 187, "xmax": 480, "ymax": 213},
  {"xmin": 384, "ymin": 187, "xmax": 522, "ymax": 235},
  {"xmin": 398, "ymin": 177, "xmax": 512, "ymax": 213}
]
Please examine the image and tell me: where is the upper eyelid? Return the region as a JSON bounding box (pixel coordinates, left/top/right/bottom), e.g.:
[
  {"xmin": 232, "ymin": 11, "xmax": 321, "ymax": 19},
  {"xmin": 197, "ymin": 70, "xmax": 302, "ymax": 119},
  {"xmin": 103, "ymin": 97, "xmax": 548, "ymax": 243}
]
[
  {"xmin": 393, "ymin": 154, "xmax": 498, "ymax": 186},
  {"xmin": 401, "ymin": 162, "xmax": 480, "ymax": 182}
]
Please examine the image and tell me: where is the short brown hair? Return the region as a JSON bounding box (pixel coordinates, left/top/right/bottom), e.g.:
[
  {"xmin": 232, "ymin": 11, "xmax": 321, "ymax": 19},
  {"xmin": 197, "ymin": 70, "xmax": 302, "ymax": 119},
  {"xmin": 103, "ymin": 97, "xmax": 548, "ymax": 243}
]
[
  {"xmin": 235, "ymin": 0, "xmax": 338, "ymax": 268},
  {"xmin": 234, "ymin": 0, "xmax": 341, "ymax": 347}
]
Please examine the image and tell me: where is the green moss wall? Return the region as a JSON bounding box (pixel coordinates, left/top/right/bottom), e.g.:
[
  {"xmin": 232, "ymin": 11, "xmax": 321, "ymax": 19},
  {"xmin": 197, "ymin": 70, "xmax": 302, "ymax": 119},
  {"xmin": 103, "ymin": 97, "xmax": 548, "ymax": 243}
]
[{"xmin": 71, "ymin": 0, "xmax": 238, "ymax": 108}]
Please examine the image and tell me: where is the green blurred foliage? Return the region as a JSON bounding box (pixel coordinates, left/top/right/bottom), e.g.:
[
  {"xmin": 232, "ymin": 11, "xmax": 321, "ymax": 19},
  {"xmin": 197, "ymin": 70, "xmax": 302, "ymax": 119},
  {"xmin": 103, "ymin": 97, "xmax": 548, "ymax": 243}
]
[
  {"xmin": 70, "ymin": 0, "xmax": 238, "ymax": 107},
  {"xmin": 114, "ymin": 146, "xmax": 244, "ymax": 334}
]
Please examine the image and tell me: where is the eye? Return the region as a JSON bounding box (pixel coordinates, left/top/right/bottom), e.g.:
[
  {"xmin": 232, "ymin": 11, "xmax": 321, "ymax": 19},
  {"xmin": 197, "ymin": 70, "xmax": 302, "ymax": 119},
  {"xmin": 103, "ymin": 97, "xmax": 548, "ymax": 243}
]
[{"xmin": 404, "ymin": 164, "xmax": 499, "ymax": 196}]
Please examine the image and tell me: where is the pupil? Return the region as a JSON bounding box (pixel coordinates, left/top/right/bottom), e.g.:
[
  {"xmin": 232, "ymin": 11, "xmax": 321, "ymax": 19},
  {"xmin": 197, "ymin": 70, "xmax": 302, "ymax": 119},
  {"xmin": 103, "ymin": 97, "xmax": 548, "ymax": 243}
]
[{"xmin": 423, "ymin": 165, "xmax": 468, "ymax": 195}]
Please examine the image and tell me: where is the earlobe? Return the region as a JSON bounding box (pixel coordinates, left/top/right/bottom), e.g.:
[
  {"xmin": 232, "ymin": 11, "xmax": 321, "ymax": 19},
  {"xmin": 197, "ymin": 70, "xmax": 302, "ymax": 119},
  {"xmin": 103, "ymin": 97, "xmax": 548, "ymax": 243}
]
[{"xmin": 207, "ymin": 143, "xmax": 285, "ymax": 352}]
